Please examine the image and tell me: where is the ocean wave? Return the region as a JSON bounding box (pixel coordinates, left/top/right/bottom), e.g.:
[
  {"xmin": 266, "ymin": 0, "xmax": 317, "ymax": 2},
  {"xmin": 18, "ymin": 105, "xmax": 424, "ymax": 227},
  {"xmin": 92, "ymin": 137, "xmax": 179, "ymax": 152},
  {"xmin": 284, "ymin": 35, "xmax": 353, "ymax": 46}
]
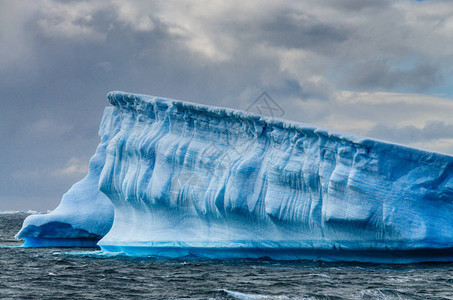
[
  {"xmin": 220, "ymin": 289, "xmax": 290, "ymax": 299},
  {"xmin": 0, "ymin": 210, "xmax": 45, "ymax": 215}
]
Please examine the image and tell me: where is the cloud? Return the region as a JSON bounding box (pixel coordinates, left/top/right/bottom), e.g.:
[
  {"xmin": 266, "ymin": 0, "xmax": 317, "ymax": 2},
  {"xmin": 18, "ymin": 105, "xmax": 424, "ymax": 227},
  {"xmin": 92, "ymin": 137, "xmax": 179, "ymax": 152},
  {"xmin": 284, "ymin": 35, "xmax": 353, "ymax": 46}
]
[
  {"xmin": 343, "ymin": 61, "xmax": 442, "ymax": 91},
  {"xmin": 23, "ymin": 119, "xmax": 74, "ymax": 137},
  {"xmin": 1, "ymin": 0, "xmax": 453, "ymax": 209},
  {"xmin": 12, "ymin": 157, "xmax": 89, "ymax": 180},
  {"xmin": 368, "ymin": 121, "xmax": 453, "ymax": 144},
  {"xmin": 37, "ymin": 0, "xmax": 108, "ymax": 41},
  {"xmin": 321, "ymin": 0, "xmax": 390, "ymax": 12},
  {"xmin": 257, "ymin": 10, "xmax": 350, "ymax": 52},
  {"xmin": 53, "ymin": 157, "xmax": 89, "ymax": 177},
  {"xmin": 113, "ymin": 1, "xmax": 155, "ymax": 32}
]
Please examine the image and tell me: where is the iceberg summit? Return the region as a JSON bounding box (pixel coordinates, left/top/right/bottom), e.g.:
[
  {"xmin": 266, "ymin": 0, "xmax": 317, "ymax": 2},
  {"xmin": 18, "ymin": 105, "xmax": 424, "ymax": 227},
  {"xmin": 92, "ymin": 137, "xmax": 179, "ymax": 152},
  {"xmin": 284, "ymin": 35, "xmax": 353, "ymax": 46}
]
[{"xmin": 17, "ymin": 91, "xmax": 453, "ymax": 263}]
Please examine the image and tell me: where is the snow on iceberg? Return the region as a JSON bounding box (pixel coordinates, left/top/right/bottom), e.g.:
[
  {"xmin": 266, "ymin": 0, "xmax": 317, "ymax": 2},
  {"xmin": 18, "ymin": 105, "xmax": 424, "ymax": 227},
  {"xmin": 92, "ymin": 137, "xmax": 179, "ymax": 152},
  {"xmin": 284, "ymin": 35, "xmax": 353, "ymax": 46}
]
[{"xmin": 18, "ymin": 91, "xmax": 453, "ymax": 262}]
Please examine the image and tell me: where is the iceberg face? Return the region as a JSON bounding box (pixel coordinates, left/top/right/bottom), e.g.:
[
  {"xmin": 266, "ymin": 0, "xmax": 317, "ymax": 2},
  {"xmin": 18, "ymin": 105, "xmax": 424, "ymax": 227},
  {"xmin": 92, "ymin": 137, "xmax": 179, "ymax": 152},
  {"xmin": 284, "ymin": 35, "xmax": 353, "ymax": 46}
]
[
  {"xmin": 17, "ymin": 91, "xmax": 453, "ymax": 262},
  {"xmin": 15, "ymin": 108, "xmax": 116, "ymax": 247},
  {"xmin": 97, "ymin": 92, "xmax": 453, "ymax": 262}
]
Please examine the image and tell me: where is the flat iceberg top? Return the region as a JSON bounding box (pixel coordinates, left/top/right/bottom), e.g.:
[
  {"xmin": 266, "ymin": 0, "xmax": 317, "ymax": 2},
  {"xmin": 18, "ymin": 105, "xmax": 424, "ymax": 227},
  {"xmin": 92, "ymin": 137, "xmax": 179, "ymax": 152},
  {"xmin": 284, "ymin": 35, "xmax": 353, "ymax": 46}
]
[{"xmin": 107, "ymin": 91, "xmax": 453, "ymax": 160}]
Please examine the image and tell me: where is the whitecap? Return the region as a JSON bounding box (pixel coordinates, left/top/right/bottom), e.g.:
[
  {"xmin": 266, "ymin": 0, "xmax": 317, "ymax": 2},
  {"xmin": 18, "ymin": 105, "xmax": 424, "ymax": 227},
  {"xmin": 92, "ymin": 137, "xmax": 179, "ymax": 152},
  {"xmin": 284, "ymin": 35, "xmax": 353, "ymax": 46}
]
[{"xmin": 220, "ymin": 289, "xmax": 291, "ymax": 300}]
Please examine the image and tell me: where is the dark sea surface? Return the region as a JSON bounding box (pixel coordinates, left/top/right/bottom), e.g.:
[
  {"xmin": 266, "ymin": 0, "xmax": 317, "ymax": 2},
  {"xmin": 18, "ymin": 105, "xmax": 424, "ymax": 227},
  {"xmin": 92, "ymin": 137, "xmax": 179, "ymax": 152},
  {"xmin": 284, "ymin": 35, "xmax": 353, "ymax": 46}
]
[{"xmin": 1, "ymin": 213, "xmax": 453, "ymax": 299}]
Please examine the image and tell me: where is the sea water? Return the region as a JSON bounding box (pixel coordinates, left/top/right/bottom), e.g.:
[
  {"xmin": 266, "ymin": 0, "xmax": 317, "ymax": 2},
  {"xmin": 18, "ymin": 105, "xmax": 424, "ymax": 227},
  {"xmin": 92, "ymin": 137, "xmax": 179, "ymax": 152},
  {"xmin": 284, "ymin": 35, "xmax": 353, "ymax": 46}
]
[{"xmin": 1, "ymin": 213, "xmax": 453, "ymax": 299}]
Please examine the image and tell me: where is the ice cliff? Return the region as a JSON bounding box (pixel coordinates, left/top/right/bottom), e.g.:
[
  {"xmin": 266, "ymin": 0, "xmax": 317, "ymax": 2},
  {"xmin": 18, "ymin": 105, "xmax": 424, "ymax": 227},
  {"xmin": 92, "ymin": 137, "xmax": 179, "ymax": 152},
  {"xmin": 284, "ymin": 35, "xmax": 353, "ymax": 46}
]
[{"xmin": 17, "ymin": 91, "xmax": 453, "ymax": 262}]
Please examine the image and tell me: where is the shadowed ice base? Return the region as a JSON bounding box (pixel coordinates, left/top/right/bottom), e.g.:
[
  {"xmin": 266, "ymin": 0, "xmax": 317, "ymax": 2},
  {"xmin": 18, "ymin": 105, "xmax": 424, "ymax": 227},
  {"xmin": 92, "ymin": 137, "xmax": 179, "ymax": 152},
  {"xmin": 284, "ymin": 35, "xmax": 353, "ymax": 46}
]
[
  {"xmin": 22, "ymin": 238, "xmax": 100, "ymax": 247},
  {"xmin": 98, "ymin": 242, "xmax": 453, "ymax": 264},
  {"xmin": 18, "ymin": 221, "xmax": 102, "ymax": 247}
]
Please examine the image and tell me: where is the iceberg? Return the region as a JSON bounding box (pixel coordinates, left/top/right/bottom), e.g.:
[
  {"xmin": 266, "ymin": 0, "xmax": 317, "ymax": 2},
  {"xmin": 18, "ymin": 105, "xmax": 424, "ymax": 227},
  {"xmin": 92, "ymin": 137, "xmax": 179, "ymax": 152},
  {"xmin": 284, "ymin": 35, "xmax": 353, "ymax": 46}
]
[{"xmin": 17, "ymin": 91, "xmax": 453, "ymax": 262}]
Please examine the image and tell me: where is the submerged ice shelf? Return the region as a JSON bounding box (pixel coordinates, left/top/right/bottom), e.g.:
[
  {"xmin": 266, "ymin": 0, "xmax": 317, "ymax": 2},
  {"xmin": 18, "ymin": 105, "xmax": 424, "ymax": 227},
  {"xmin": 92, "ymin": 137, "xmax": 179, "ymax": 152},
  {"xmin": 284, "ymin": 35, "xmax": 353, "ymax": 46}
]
[{"xmin": 17, "ymin": 91, "xmax": 453, "ymax": 262}]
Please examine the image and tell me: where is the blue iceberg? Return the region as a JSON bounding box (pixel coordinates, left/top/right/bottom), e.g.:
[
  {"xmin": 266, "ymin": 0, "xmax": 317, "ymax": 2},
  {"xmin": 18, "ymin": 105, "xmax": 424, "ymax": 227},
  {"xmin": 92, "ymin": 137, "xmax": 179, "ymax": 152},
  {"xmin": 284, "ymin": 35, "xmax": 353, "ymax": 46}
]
[{"xmin": 17, "ymin": 91, "xmax": 453, "ymax": 262}]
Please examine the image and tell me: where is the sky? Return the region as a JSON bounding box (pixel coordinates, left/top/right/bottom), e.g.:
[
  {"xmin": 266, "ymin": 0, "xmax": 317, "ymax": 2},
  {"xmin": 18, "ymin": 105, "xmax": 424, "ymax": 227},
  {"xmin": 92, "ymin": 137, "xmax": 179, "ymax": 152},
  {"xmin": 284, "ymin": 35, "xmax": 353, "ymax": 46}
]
[{"xmin": 1, "ymin": 0, "xmax": 453, "ymax": 210}]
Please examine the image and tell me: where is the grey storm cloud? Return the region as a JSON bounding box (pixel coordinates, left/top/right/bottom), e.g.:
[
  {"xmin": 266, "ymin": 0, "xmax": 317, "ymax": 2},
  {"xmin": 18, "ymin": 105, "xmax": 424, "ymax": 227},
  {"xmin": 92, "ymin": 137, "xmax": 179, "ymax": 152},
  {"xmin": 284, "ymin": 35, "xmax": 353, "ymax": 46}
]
[
  {"xmin": 1, "ymin": 0, "xmax": 453, "ymax": 210},
  {"xmin": 258, "ymin": 11, "xmax": 350, "ymax": 52},
  {"xmin": 368, "ymin": 121, "xmax": 453, "ymax": 145},
  {"xmin": 344, "ymin": 61, "xmax": 442, "ymax": 91},
  {"xmin": 322, "ymin": 0, "xmax": 391, "ymax": 12}
]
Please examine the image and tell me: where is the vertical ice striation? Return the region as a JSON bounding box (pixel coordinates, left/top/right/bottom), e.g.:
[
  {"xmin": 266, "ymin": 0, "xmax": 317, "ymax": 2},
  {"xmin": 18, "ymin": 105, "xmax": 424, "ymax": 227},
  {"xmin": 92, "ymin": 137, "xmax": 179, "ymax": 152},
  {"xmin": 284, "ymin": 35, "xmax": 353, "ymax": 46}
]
[
  {"xmin": 97, "ymin": 92, "xmax": 453, "ymax": 262},
  {"xmin": 16, "ymin": 91, "xmax": 453, "ymax": 262}
]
